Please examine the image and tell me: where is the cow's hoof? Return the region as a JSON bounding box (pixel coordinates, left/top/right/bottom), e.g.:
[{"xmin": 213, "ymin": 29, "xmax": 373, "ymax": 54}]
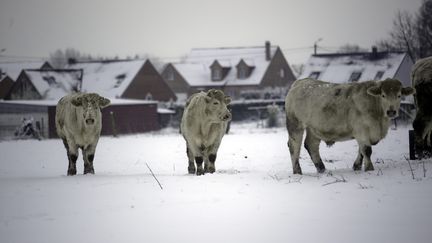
[
  {"xmin": 84, "ymin": 168, "xmax": 95, "ymax": 174},
  {"xmin": 293, "ymin": 168, "xmax": 302, "ymax": 175},
  {"xmin": 205, "ymin": 166, "xmax": 216, "ymax": 174},
  {"xmin": 188, "ymin": 167, "xmax": 196, "ymax": 174},
  {"xmin": 364, "ymin": 164, "xmax": 374, "ymax": 172},
  {"xmin": 352, "ymin": 163, "xmax": 362, "ymax": 171},
  {"xmin": 67, "ymin": 169, "xmax": 77, "ymax": 176},
  {"xmin": 196, "ymin": 168, "xmax": 205, "ymax": 176},
  {"xmin": 315, "ymin": 162, "xmax": 326, "ymax": 173}
]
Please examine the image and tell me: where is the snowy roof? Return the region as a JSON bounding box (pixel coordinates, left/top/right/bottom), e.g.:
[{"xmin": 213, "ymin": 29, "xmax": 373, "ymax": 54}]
[
  {"xmin": 0, "ymin": 98, "xmax": 157, "ymax": 107},
  {"xmin": 299, "ymin": 52, "xmax": 407, "ymax": 83},
  {"xmin": 172, "ymin": 46, "xmax": 277, "ymax": 87},
  {"xmin": 68, "ymin": 60, "xmax": 146, "ymax": 98},
  {"xmin": 24, "ymin": 70, "xmax": 82, "ymax": 100},
  {"xmin": 0, "ymin": 61, "xmax": 47, "ymax": 80}
]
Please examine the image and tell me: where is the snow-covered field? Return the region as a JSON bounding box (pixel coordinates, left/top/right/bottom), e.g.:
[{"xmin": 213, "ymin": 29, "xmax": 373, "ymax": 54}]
[{"xmin": 1, "ymin": 122, "xmax": 432, "ymax": 243}]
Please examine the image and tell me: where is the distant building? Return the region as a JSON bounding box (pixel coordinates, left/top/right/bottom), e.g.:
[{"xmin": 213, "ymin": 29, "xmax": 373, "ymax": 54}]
[
  {"xmin": 299, "ymin": 47, "xmax": 413, "ymax": 87},
  {"xmin": 0, "ymin": 76, "xmax": 14, "ymax": 99},
  {"xmin": 69, "ymin": 59, "xmax": 177, "ymax": 102},
  {"xmin": 0, "ymin": 99, "xmax": 160, "ymax": 138},
  {"xmin": 6, "ymin": 69, "xmax": 83, "ymax": 100},
  {"xmin": 161, "ymin": 41, "xmax": 296, "ymax": 101}
]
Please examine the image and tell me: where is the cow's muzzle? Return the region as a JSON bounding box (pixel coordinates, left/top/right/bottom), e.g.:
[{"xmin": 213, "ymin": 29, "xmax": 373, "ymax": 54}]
[
  {"xmin": 85, "ymin": 118, "xmax": 95, "ymax": 125},
  {"xmin": 222, "ymin": 113, "xmax": 232, "ymax": 121},
  {"xmin": 386, "ymin": 110, "xmax": 397, "ymax": 118}
]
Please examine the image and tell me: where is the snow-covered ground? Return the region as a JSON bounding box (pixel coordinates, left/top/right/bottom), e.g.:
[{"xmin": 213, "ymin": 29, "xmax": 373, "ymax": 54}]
[{"xmin": 1, "ymin": 122, "xmax": 432, "ymax": 243}]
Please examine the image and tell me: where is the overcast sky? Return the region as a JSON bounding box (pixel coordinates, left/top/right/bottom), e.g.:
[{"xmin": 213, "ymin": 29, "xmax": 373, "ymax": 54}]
[{"xmin": 0, "ymin": 0, "xmax": 423, "ymax": 64}]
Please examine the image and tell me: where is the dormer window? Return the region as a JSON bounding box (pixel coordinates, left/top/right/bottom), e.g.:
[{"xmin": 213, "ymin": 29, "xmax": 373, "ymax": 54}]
[
  {"xmin": 238, "ymin": 67, "xmax": 247, "ymax": 79},
  {"xmin": 236, "ymin": 59, "xmax": 254, "ymax": 80},
  {"xmin": 212, "ymin": 68, "xmax": 222, "ymax": 81},
  {"xmin": 210, "ymin": 60, "xmax": 230, "ymax": 81}
]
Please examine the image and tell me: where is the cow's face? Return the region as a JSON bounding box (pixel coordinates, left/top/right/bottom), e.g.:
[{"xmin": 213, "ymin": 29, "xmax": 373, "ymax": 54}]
[
  {"xmin": 204, "ymin": 89, "xmax": 232, "ymax": 122},
  {"xmin": 71, "ymin": 93, "xmax": 111, "ymax": 126},
  {"xmin": 367, "ymin": 79, "xmax": 415, "ymax": 119}
]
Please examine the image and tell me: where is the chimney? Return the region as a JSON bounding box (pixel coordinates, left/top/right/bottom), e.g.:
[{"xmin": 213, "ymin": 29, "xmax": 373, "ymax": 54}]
[
  {"xmin": 371, "ymin": 46, "xmax": 378, "ymax": 59},
  {"xmin": 265, "ymin": 41, "xmax": 271, "ymax": 61}
]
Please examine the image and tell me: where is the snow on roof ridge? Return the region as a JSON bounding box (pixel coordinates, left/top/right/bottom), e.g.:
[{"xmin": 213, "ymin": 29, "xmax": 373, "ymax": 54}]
[{"xmin": 191, "ymin": 45, "xmax": 278, "ymax": 51}]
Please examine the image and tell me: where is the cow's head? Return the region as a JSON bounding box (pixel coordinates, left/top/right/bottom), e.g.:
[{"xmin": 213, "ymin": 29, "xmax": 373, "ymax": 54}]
[
  {"xmin": 367, "ymin": 79, "xmax": 415, "ymax": 119},
  {"xmin": 71, "ymin": 93, "xmax": 111, "ymax": 126},
  {"xmin": 204, "ymin": 89, "xmax": 232, "ymax": 122}
]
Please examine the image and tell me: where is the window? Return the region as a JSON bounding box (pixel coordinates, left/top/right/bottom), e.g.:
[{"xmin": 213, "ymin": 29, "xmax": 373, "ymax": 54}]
[
  {"xmin": 165, "ymin": 69, "xmax": 174, "ymax": 81},
  {"xmin": 280, "ymin": 69, "xmax": 285, "ymax": 78},
  {"xmin": 212, "ymin": 69, "xmax": 222, "ymax": 81},
  {"xmin": 349, "ymin": 71, "xmax": 362, "ymax": 82},
  {"xmin": 238, "ymin": 67, "xmax": 247, "ymax": 79},
  {"xmin": 309, "ymin": 71, "xmax": 321, "ymax": 79},
  {"xmin": 374, "ymin": 71, "xmax": 385, "ymax": 80}
]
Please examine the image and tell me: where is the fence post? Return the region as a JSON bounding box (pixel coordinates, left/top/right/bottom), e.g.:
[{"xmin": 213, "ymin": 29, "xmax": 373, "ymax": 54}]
[{"xmin": 110, "ymin": 111, "xmax": 117, "ymax": 137}]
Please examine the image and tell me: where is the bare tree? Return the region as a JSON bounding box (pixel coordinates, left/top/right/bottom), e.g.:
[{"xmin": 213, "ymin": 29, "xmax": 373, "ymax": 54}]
[
  {"xmin": 338, "ymin": 43, "xmax": 367, "ymax": 53},
  {"xmin": 417, "ymin": 0, "xmax": 432, "ymax": 58},
  {"xmin": 49, "ymin": 48, "xmax": 85, "ymax": 68}
]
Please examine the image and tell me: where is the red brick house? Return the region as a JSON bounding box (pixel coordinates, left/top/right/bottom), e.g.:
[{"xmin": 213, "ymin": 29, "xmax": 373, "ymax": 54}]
[
  {"xmin": 0, "ymin": 76, "xmax": 14, "ymax": 99},
  {"xmin": 69, "ymin": 59, "xmax": 176, "ymax": 102},
  {"xmin": 161, "ymin": 41, "xmax": 296, "ymax": 101}
]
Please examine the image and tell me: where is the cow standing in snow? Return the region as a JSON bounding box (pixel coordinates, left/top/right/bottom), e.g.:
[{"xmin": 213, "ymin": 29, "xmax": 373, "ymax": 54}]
[
  {"xmin": 411, "ymin": 56, "xmax": 432, "ymax": 152},
  {"xmin": 56, "ymin": 93, "xmax": 110, "ymax": 175},
  {"xmin": 181, "ymin": 89, "xmax": 232, "ymax": 175},
  {"xmin": 285, "ymin": 78, "xmax": 414, "ymax": 174}
]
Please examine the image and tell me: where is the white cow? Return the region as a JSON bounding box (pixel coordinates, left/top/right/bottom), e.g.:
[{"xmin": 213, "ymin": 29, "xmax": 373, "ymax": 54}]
[
  {"xmin": 181, "ymin": 89, "xmax": 231, "ymax": 175},
  {"xmin": 285, "ymin": 78, "xmax": 414, "ymax": 174},
  {"xmin": 56, "ymin": 93, "xmax": 110, "ymax": 175}
]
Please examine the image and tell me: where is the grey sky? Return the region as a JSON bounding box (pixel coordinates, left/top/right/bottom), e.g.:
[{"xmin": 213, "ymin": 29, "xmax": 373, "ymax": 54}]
[{"xmin": 0, "ymin": 0, "xmax": 423, "ymax": 64}]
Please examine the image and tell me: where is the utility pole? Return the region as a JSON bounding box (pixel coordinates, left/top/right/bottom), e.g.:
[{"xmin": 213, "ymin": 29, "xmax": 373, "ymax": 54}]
[{"xmin": 314, "ymin": 38, "xmax": 322, "ymax": 55}]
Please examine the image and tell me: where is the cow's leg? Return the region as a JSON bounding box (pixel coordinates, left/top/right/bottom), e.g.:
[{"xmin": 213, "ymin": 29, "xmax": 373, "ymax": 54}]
[
  {"xmin": 205, "ymin": 153, "xmax": 217, "ymax": 174},
  {"xmin": 66, "ymin": 140, "xmax": 78, "ymax": 176},
  {"xmin": 352, "ymin": 145, "xmax": 364, "ymax": 171},
  {"xmin": 304, "ymin": 130, "xmax": 325, "ymax": 173},
  {"xmin": 83, "ymin": 145, "xmax": 96, "ymax": 174},
  {"xmin": 361, "ymin": 145, "xmax": 374, "ymax": 171},
  {"xmin": 195, "ymin": 156, "xmax": 204, "ymax": 176},
  {"xmin": 286, "ymin": 115, "xmax": 304, "ymax": 174},
  {"xmin": 186, "ymin": 146, "xmax": 196, "ymax": 174}
]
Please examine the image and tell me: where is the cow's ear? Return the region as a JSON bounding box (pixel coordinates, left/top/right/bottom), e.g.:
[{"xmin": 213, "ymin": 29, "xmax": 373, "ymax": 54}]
[
  {"xmin": 224, "ymin": 96, "xmax": 231, "ymax": 104},
  {"xmin": 367, "ymin": 86, "xmax": 381, "ymax": 96},
  {"xmin": 71, "ymin": 97, "xmax": 83, "ymax": 106},
  {"xmin": 401, "ymin": 87, "xmax": 415, "ymax": 96},
  {"xmin": 98, "ymin": 97, "xmax": 111, "ymax": 109}
]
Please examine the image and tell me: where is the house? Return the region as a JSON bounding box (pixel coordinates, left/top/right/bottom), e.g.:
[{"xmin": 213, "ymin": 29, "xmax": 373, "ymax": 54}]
[
  {"xmin": 299, "ymin": 47, "xmax": 415, "ymax": 122},
  {"xmin": 69, "ymin": 59, "xmax": 177, "ymax": 102},
  {"xmin": 161, "ymin": 41, "xmax": 296, "ymax": 101},
  {"xmin": 0, "ymin": 76, "xmax": 14, "ymax": 99},
  {"xmin": 0, "ymin": 99, "xmax": 160, "ymax": 139},
  {"xmin": 299, "ymin": 47, "xmax": 413, "ymax": 87},
  {"xmin": 5, "ymin": 69, "xmax": 83, "ymax": 100},
  {"xmin": 0, "ymin": 61, "xmax": 53, "ymax": 98}
]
